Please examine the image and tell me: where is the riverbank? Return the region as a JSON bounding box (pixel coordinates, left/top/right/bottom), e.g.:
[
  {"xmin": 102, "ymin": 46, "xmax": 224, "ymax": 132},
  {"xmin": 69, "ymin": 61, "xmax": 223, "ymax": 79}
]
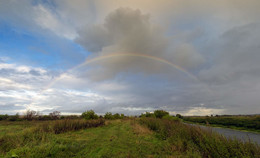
[
  {"xmin": 184, "ymin": 121, "xmax": 260, "ymax": 134},
  {"xmin": 185, "ymin": 121, "xmax": 260, "ymax": 145},
  {"xmin": 183, "ymin": 115, "xmax": 260, "ymax": 133}
]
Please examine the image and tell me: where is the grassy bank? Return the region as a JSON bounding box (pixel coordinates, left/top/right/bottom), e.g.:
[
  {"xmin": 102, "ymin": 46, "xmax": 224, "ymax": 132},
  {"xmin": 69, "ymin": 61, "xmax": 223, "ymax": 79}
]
[
  {"xmin": 183, "ymin": 115, "xmax": 260, "ymax": 133},
  {"xmin": 140, "ymin": 118, "xmax": 260, "ymax": 157},
  {"xmin": 0, "ymin": 118, "xmax": 259, "ymax": 157}
]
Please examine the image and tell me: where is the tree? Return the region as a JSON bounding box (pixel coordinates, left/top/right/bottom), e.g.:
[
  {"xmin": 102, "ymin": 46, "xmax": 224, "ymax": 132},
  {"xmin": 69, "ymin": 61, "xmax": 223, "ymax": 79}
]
[
  {"xmin": 24, "ymin": 110, "xmax": 37, "ymax": 121},
  {"xmin": 113, "ymin": 113, "xmax": 121, "ymax": 119},
  {"xmin": 154, "ymin": 110, "xmax": 169, "ymax": 119},
  {"xmin": 141, "ymin": 112, "xmax": 155, "ymax": 118},
  {"xmin": 104, "ymin": 112, "xmax": 113, "ymax": 119},
  {"xmin": 176, "ymin": 114, "xmax": 183, "ymax": 119},
  {"xmin": 49, "ymin": 111, "xmax": 61, "ymax": 120},
  {"xmin": 81, "ymin": 110, "xmax": 98, "ymax": 120}
]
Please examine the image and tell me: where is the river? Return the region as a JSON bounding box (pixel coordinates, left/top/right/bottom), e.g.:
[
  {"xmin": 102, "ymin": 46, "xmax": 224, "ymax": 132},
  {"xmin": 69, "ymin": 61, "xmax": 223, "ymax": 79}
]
[{"xmin": 188, "ymin": 124, "xmax": 260, "ymax": 145}]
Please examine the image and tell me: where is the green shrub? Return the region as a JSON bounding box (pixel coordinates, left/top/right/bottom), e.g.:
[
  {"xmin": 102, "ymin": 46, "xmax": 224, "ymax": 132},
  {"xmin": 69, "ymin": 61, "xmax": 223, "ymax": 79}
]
[
  {"xmin": 104, "ymin": 112, "xmax": 113, "ymax": 119},
  {"xmin": 0, "ymin": 114, "xmax": 9, "ymax": 121},
  {"xmin": 154, "ymin": 110, "xmax": 169, "ymax": 119},
  {"xmin": 176, "ymin": 114, "xmax": 183, "ymax": 119},
  {"xmin": 140, "ymin": 112, "xmax": 155, "ymax": 118},
  {"xmin": 81, "ymin": 110, "xmax": 98, "ymax": 120},
  {"xmin": 113, "ymin": 113, "xmax": 121, "ymax": 119},
  {"xmin": 162, "ymin": 115, "xmax": 181, "ymax": 122}
]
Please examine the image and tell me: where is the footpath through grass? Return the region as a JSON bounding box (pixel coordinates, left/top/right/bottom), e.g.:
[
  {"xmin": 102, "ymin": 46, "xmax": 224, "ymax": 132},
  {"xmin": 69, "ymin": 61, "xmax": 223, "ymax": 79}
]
[
  {"xmin": 0, "ymin": 119, "xmax": 169, "ymax": 158},
  {"xmin": 58, "ymin": 119, "xmax": 169, "ymax": 157}
]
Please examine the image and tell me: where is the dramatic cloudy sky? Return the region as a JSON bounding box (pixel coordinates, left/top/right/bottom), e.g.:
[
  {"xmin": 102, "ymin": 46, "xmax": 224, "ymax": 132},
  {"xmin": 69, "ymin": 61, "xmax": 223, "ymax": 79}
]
[{"xmin": 0, "ymin": 0, "xmax": 260, "ymax": 115}]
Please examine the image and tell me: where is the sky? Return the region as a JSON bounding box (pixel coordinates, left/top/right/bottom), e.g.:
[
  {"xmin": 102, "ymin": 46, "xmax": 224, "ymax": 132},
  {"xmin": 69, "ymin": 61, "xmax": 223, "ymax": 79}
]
[{"xmin": 0, "ymin": 0, "xmax": 260, "ymax": 115}]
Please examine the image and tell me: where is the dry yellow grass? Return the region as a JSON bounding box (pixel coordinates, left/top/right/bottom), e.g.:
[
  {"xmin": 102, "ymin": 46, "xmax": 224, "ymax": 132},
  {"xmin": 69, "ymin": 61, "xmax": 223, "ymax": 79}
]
[{"xmin": 131, "ymin": 119, "xmax": 153, "ymax": 135}]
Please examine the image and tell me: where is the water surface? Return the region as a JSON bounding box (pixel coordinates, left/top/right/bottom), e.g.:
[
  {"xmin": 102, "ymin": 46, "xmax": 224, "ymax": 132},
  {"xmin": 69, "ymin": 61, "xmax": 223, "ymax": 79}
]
[{"xmin": 190, "ymin": 124, "xmax": 260, "ymax": 145}]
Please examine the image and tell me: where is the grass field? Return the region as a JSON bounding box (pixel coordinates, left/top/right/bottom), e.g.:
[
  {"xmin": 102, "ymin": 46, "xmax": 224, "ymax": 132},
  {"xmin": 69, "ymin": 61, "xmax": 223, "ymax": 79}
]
[
  {"xmin": 0, "ymin": 118, "xmax": 259, "ymax": 158},
  {"xmin": 0, "ymin": 119, "xmax": 169, "ymax": 157}
]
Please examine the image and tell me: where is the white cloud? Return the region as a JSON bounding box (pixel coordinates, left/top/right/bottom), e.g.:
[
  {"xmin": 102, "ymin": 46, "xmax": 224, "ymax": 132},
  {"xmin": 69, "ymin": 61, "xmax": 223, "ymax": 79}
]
[
  {"xmin": 76, "ymin": 7, "xmax": 205, "ymax": 81},
  {"xmin": 181, "ymin": 107, "xmax": 225, "ymax": 116},
  {"xmin": 1, "ymin": 0, "xmax": 260, "ymax": 115},
  {"xmin": 33, "ymin": 4, "xmax": 77, "ymax": 39}
]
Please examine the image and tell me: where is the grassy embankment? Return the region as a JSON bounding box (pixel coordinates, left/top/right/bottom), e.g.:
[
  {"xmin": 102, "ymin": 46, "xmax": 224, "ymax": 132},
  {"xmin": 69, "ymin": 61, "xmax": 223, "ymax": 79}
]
[
  {"xmin": 0, "ymin": 118, "xmax": 259, "ymax": 157},
  {"xmin": 183, "ymin": 115, "xmax": 260, "ymax": 133},
  {"xmin": 140, "ymin": 118, "xmax": 259, "ymax": 157}
]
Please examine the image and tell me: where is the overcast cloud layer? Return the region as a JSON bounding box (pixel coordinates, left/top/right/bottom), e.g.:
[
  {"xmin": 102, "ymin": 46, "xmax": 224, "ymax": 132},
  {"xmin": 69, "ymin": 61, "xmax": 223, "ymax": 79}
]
[{"xmin": 0, "ymin": 0, "xmax": 260, "ymax": 115}]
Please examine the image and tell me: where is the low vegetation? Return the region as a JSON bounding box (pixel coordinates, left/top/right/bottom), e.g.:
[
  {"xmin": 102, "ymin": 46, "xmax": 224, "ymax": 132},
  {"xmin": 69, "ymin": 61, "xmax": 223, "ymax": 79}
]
[
  {"xmin": 0, "ymin": 110, "xmax": 259, "ymax": 157},
  {"xmin": 36, "ymin": 119, "xmax": 105, "ymax": 134},
  {"xmin": 81, "ymin": 110, "xmax": 99, "ymax": 120},
  {"xmin": 140, "ymin": 117, "xmax": 260, "ymax": 157},
  {"xmin": 0, "ymin": 119, "xmax": 105, "ymax": 157}
]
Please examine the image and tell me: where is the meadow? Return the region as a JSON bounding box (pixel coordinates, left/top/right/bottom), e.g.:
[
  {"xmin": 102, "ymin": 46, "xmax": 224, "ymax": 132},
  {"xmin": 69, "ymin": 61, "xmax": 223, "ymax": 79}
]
[{"xmin": 0, "ymin": 113, "xmax": 259, "ymax": 158}]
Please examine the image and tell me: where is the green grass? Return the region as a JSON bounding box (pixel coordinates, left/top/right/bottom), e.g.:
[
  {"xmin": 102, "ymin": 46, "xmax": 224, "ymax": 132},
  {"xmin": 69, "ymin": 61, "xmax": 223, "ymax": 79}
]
[
  {"xmin": 0, "ymin": 119, "xmax": 170, "ymax": 157},
  {"xmin": 59, "ymin": 120, "xmax": 168, "ymax": 157},
  {"xmin": 0, "ymin": 121, "xmax": 43, "ymax": 136},
  {"xmin": 0, "ymin": 118, "xmax": 259, "ymax": 157},
  {"xmin": 140, "ymin": 118, "xmax": 260, "ymax": 158}
]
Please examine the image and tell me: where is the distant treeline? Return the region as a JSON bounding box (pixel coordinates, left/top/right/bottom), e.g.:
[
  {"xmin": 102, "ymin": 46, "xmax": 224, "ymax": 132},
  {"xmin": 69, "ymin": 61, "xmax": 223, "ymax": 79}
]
[
  {"xmin": 2, "ymin": 108, "xmax": 260, "ymax": 132},
  {"xmin": 0, "ymin": 109, "xmax": 180, "ymax": 122},
  {"xmin": 183, "ymin": 115, "xmax": 260, "ymax": 131},
  {"xmin": 0, "ymin": 110, "xmax": 128, "ymax": 121},
  {"xmin": 0, "ymin": 110, "xmax": 79, "ymax": 121}
]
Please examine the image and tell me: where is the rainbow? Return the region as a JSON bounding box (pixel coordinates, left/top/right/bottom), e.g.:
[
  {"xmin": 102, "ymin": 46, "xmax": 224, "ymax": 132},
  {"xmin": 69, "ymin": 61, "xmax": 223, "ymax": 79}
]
[{"xmin": 43, "ymin": 52, "xmax": 198, "ymax": 91}]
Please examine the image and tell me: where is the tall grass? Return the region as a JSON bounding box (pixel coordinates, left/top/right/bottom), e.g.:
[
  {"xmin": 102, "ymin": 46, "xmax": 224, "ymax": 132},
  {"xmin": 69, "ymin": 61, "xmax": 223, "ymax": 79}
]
[
  {"xmin": 140, "ymin": 117, "xmax": 260, "ymax": 157},
  {"xmin": 0, "ymin": 119, "xmax": 105, "ymax": 155},
  {"xmin": 36, "ymin": 119, "xmax": 105, "ymax": 134}
]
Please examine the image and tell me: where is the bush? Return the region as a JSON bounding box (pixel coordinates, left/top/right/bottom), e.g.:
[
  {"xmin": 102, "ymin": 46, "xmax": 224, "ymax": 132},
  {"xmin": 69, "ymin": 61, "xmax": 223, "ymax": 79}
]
[
  {"xmin": 37, "ymin": 115, "xmax": 52, "ymax": 121},
  {"xmin": 140, "ymin": 112, "xmax": 155, "ymax": 118},
  {"xmin": 162, "ymin": 115, "xmax": 181, "ymax": 122},
  {"xmin": 154, "ymin": 110, "xmax": 169, "ymax": 119},
  {"xmin": 113, "ymin": 113, "xmax": 121, "ymax": 119},
  {"xmin": 104, "ymin": 112, "xmax": 113, "ymax": 119},
  {"xmin": 0, "ymin": 114, "xmax": 9, "ymax": 121},
  {"xmin": 176, "ymin": 114, "xmax": 183, "ymax": 119},
  {"xmin": 7, "ymin": 114, "xmax": 21, "ymax": 121},
  {"xmin": 81, "ymin": 110, "xmax": 98, "ymax": 120}
]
